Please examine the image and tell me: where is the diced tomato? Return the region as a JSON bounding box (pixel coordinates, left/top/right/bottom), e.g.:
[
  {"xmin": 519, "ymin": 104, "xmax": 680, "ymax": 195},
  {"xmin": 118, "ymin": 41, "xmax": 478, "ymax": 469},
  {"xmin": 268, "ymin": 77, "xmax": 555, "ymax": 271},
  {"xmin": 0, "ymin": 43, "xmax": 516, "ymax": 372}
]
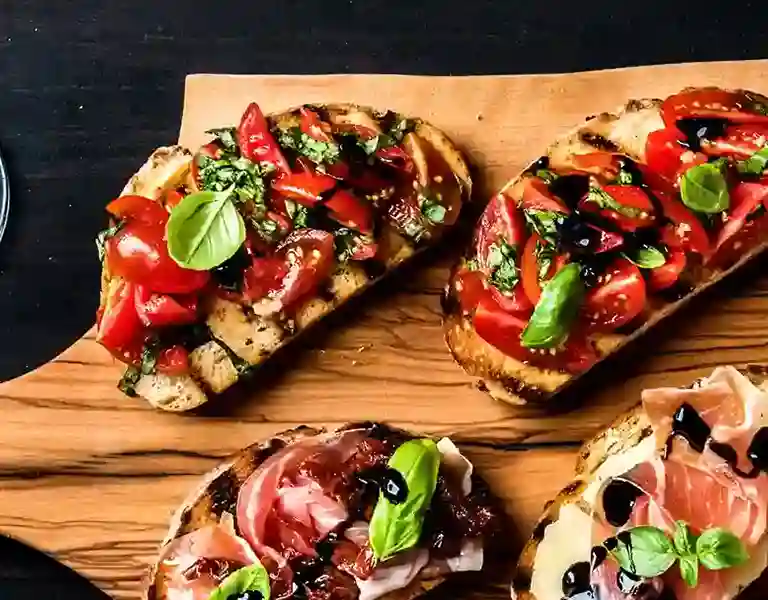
[
  {"xmin": 163, "ymin": 189, "xmax": 185, "ymax": 210},
  {"xmin": 272, "ymin": 172, "xmax": 337, "ymax": 204},
  {"xmin": 325, "ymin": 162, "xmax": 352, "ymax": 181},
  {"xmin": 489, "ymin": 285, "xmax": 533, "ymax": 315},
  {"xmin": 702, "ymin": 124, "xmax": 768, "ymax": 159},
  {"xmin": 653, "ymin": 187, "xmax": 712, "ymax": 257},
  {"xmin": 237, "ymin": 102, "xmax": 291, "ymax": 176},
  {"xmin": 520, "ymin": 177, "xmax": 570, "ymax": 213},
  {"xmin": 454, "ymin": 269, "xmax": 489, "ymax": 314},
  {"xmin": 105, "ymin": 220, "xmax": 210, "ymax": 294},
  {"xmin": 348, "ymin": 237, "xmax": 378, "ymax": 261},
  {"xmin": 645, "ymin": 127, "xmax": 708, "ymax": 184},
  {"xmin": 376, "ymin": 145, "xmax": 413, "ymax": 171},
  {"xmin": 709, "ymin": 180, "xmax": 768, "ymax": 268},
  {"xmin": 265, "ymin": 210, "xmax": 293, "ymax": 237},
  {"xmin": 106, "ymin": 195, "xmax": 168, "ymax": 226},
  {"xmin": 662, "ymin": 88, "xmax": 768, "ymax": 127},
  {"xmin": 242, "ymin": 256, "xmax": 289, "ymax": 304},
  {"xmin": 299, "ymin": 107, "xmax": 334, "ymax": 142},
  {"xmin": 585, "ymin": 185, "xmax": 655, "ymax": 231},
  {"xmin": 325, "ymin": 190, "xmax": 374, "ymax": 234},
  {"xmin": 647, "ymin": 247, "xmax": 687, "ymax": 291},
  {"xmin": 582, "ymin": 258, "xmax": 646, "ymax": 332},
  {"xmin": 473, "ymin": 295, "xmax": 597, "ymax": 373},
  {"xmin": 96, "ymin": 279, "xmax": 144, "ymax": 364},
  {"xmin": 155, "ymin": 345, "xmax": 189, "ymax": 376},
  {"xmin": 520, "ymin": 233, "xmax": 568, "ymax": 305},
  {"xmin": 134, "ymin": 286, "xmax": 199, "ymax": 328},
  {"xmin": 475, "ymin": 192, "xmax": 527, "ymax": 272}
]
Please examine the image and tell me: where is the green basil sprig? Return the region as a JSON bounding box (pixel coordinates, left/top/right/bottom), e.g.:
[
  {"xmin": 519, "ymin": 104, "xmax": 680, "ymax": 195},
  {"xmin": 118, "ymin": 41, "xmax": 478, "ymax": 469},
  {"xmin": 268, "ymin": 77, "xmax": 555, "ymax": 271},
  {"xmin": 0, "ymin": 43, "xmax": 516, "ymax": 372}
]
[
  {"xmin": 487, "ymin": 240, "xmax": 519, "ymax": 292},
  {"xmin": 623, "ymin": 245, "xmax": 666, "ymax": 269},
  {"xmin": 737, "ymin": 145, "xmax": 768, "ymax": 176},
  {"xmin": 680, "ymin": 162, "xmax": 730, "ymax": 214},
  {"xmin": 520, "ymin": 262, "xmax": 584, "ymax": 349},
  {"xmin": 166, "ymin": 189, "xmax": 246, "ymax": 271},
  {"xmin": 209, "ymin": 562, "xmax": 271, "ymax": 600},
  {"xmin": 369, "ymin": 439, "xmax": 440, "ymax": 562},
  {"xmin": 587, "ymin": 187, "xmax": 645, "ymax": 219},
  {"xmin": 609, "ymin": 522, "xmax": 748, "ymax": 588}
]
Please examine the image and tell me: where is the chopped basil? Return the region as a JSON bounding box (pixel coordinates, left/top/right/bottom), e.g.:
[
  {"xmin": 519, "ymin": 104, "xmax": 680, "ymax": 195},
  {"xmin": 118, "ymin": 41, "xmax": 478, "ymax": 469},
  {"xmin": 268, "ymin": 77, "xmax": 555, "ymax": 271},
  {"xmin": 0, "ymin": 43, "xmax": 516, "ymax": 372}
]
[
  {"xmin": 680, "ymin": 161, "xmax": 730, "ymax": 214},
  {"xmin": 197, "ymin": 154, "xmax": 267, "ymax": 208},
  {"xmin": 586, "ymin": 187, "xmax": 645, "ymax": 218},
  {"xmin": 464, "ymin": 258, "xmax": 479, "ymax": 272},
  {"xmin": 534, "ymin": 239, "xmax": 555, "ymax": 281},
  {"xmin": 615, "ymin": 168, "xmax": 635, "ymax": 185},
  {"xmin": 521, "ymin": 263, "xmax": 584, "ymax": 349},
  {"xmin": 209, "ymin": 563, "xmax": 271, "ymax": 600},
  {"xmin": 535, "ymin": 168, "xmax": 558, "ymax": 184},
  {"xmin": 204, "ymin": 127, "xmax": 238, "ymax": 153},
  {"xmin": 737, "ymin": 145, "xmax": 768, "ymax": 176},
  {"xmin": 95, "ymin": 221, "xmax": 124, "ymax": 262},
  {"xmin": 360, "ymin": 117, "xmax": 412, "ymax": 155},
  {"xmin": 117, "ymin": 366, "xmax": 141, "ymax": 397},
  {"xmin": 140, "ymin": 339, "xmax": 160, "ymax": 375},
  {"xmin": 277, "ymin": 127, "xmax": 341, "ymax": 164},
  {"xmin": 419, "ymin": 194, "xmax": 446, "ymax": 225},
  {"xmin": 623, "ymin": 245, "xmax": 666, "ymax": 269},
  {"xmin": 524, "ymin": 209, "xmax": 564, "ymax": 244},
  {"xmin": 251, "ymin": 216, "xmax": 282, "ymax": 244},
  {"xmin": 334, "ymin": 228, "xmax": 374, "ymax": 262},
  {"xmin": 285, "ymin": 199, "xmax": 310, "ymax": 228},
  {"xmin": 487, "ymin": 240, "xmax": 519, "ymax": 293}
]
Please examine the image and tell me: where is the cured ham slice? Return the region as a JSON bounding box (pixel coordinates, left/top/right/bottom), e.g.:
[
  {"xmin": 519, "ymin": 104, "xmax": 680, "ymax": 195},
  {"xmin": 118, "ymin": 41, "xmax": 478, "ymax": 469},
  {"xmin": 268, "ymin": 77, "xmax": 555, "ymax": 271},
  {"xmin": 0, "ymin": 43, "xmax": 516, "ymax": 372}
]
[{"xmin": 158, "ymin": 513, "xmax": 259, "ymax": 600}]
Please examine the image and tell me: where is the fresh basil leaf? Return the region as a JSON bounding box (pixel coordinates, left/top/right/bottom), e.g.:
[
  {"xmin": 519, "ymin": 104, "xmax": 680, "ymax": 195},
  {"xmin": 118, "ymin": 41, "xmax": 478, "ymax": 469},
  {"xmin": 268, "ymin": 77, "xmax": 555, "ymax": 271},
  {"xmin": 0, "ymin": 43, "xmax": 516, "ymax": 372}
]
[
  {"xmin": 209, "ymin": 562, "xmax": 271, "ymax": 600},
  {"xmin": 117, "ymin": 366, "xmax": 141, "ymax": 397},
  {"xmin": 680, "ymin": 162, "xmax": 730, "ymax": 214},
  {"xmin": 673, "ymin": 521, "xmax": 697, "ymax": 558},
  {"xmin": 521, "ymin": 262, "xmax": 584, "ymax": 349},
  {"xmin": 167, "ymin": 190, "xmax": 246, "ymax": 270},
  {"xmin": 616, "ymin": 169, "xmax": 635, "ymax": 185},
  {"xmin": 369, "ymin": 439, "xmax": 440, "ymax": 562},
  {"xmin": 524, "ymin": 210, "xmax": 564, "ymax": 244},
  {"xmin": 277, "ymin": 127, "xmax": 340, "ymax": 164},
  {"xmin": 362, "ymin": 134, "xmax": 396, "ymax": 155},
  {"xmin": 696, "ymin": 528, "xmax": 749, "ymax": 570},
  {"xmin": 487, "ymin": 240, "xmax": 519, "ymax": 293},
  {"xmin": 679, "ymin": 554, "xmax": 699, "ymax": 588},
  {"xmin": 205, "ymin": 127, "xmax": 238, "ymax": 153},
  {"xmin": 534, "ymin": 240, "xmax": 555, "ymax": 281},
  {"xmin": 95, "ymin": 221, "xmax": 124, "ymax": 262},
  {"xmin": 610, "ymin": 526, "xmax": 677, "ymax": 578},
  {"xmin": 197, "ymin": 154, "xmax": 267, "ymax": 208},
  {"xmin": 535, "ymin": 169, "xmax": 558, "ymax": 184},
  {"xmin": 737, "ymin": 145, "xmax": 768, "ymax": 176},
  {"xmin": 586, "ymin": 187, "xmax": 645, "ymax": 218},
  {"xmin": 623, "ymin": 245, "xmax": 666, "ymax": 269},
  {"xmin": 420, "ymin": 197, "xmax": 446, "ymax": 224},
  {"xmin": 387, "ymin": 117, "xmax": 411, "ymax": 142}
]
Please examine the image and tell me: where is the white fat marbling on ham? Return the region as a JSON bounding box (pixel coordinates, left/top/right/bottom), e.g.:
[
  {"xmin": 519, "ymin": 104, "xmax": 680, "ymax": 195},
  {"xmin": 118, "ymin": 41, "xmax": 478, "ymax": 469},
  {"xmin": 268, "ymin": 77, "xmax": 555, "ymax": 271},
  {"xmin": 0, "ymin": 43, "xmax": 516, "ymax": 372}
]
[
  {"xmin": 437, "ymin": 437, "xmax": 473, "ymax": 496},
  {"xmin": 354, "ymin": 549, "xmax": 431, "ymax": 600}
]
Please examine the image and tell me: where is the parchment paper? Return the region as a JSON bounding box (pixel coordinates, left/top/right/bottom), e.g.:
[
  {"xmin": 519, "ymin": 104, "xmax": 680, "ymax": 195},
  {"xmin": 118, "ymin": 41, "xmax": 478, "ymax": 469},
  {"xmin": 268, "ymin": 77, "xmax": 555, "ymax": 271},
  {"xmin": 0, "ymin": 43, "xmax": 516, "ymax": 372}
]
[{"xmin": 180, "ymin": 60, "xmax": 768, "ymax": 198}]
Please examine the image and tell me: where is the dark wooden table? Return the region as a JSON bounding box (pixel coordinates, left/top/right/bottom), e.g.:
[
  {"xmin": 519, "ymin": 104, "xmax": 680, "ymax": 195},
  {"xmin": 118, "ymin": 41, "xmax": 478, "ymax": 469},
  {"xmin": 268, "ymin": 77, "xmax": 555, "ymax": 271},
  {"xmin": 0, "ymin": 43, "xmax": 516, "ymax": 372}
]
[{"xmin": 2, "ymin": 2, "xmax": 768, "ymax": 598}]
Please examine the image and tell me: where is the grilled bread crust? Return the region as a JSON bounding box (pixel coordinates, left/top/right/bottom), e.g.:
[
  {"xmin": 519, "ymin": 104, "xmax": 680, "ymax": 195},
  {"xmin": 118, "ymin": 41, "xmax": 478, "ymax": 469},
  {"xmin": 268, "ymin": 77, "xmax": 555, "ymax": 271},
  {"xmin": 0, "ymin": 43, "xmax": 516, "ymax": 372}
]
[
  {"xmin": 101, "ymin": 104, "xmax": 472, "ymax": 411},
  {"xmin": 510, "ymin": 365, "xmax": 768, "ymax": 600},
  {"xmin": 145, "ymin": 422, "xmax": 497, "ymax": 600},
  {"xmin": 444, "ymin": 90, "xmax": 768, "ymax": 407}
]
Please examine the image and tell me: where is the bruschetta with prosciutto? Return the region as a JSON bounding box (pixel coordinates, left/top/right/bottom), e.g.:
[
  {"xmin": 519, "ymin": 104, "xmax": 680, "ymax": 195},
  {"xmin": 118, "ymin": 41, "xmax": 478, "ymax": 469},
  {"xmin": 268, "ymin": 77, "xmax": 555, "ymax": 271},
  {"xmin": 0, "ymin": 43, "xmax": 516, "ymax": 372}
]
[
  {"xmin": 444, "ymin": 87, "xmax": 768, "ymax": 406},
  {"xmin": 145, "ymin": 422, "xmax": 501, "ymax": 600},
  {"xmin": 96, "ymin": 102, "xmax": 470, "ymax": 410},
  {"xmin": 512, "ymin": 365, "xmax": 768, "ymax": 600}
]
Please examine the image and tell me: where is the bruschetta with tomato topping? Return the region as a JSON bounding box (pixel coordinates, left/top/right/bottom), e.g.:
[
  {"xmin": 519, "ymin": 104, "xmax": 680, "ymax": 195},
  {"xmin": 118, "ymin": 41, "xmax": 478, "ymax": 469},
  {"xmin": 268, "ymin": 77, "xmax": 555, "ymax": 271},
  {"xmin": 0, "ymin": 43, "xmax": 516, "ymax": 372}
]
[
  {"xmin": 96, "ymin": 103, "xmax": 471, "ymax": 410},
  {"xmin": 145, "ymin": 422, "xmax": 502, "ymax": 600},
  {"xmin": 512, "ymin": 365, "xmax": 768, "ymax": 600},
  {"xmin": 444, "ymin": 87, "xmax": 768, "ymax": 406}
]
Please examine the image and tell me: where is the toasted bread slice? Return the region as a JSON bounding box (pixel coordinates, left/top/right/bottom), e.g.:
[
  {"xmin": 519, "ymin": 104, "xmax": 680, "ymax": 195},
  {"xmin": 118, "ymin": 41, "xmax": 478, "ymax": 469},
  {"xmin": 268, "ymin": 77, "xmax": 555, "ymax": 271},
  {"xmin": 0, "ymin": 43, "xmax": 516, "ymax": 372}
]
[
  {"xmin": 511, "ymin": 365, "xmax": 768, "ymax": 600},
  {"xmin": 145, "ymin": 422, "xmax": 500, "ymax": 600},
  {"xmin": 100, "ymin": 104, "xmax": 471, "ymax": 411},
  {"xmin": 444, "ymin": 89, "xmax": 768, "ymax": 407}
]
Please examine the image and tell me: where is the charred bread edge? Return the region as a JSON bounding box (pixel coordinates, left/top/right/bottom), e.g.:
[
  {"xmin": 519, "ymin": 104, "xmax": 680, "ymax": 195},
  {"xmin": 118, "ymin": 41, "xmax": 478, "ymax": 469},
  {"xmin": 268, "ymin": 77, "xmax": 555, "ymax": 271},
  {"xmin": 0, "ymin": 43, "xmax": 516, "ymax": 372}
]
[
  {"xmin": 444, "ymin": 93, "xmax": 768, "ymax": 406},
  {"xmin": 144, "ymin": 422, "xmax": 499, "ymax": 600},
  {"xmin": 105, "ymin": 103, "xmax": 473, "ymax": 411},
  {"xmin": 510, "ymin": 365, "xmax": 768, "ymax": 600}
]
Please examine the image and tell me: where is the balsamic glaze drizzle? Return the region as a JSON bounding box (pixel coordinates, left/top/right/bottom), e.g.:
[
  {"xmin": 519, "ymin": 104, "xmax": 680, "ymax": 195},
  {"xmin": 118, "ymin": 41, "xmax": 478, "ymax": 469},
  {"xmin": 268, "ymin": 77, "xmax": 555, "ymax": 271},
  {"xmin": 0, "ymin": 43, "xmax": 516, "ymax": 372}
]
[
  {"xmin": 602, "ymin": 479, "xmax": 643, "ymax": 527},
  {"xmin": 675, "ymin": 117, "xmax": 729, "ymax": 153}
]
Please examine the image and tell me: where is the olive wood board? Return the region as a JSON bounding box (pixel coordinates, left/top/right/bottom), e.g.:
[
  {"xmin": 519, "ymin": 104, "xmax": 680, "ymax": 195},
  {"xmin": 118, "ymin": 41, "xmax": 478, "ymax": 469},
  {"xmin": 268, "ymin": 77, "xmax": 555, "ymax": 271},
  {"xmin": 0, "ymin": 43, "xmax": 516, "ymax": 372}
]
[{"xmin": 3, "ymin": 60, "xmax": 768, "ymax": 599}]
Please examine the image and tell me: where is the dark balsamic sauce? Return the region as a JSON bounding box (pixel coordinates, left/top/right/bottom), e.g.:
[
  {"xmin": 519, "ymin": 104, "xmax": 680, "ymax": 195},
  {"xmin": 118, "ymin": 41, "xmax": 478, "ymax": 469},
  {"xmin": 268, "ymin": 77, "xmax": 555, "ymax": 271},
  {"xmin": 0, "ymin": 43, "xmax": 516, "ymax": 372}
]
[
  {"xmin": 356, "ymin": 465, "xmax": 409, "ymax": 504},
  {"xmin": 669, "ymin": 402, "xmax": 710, "ymax": 453},
  {"xmin": 616, "ymin": 569, "xmax": 643, "ymax": 595},
  {"xmin": 211, "ymin": 245, "xmax": 251, "ymax": 292},
  {"xmin": 602, "ymin": 480, "xmax": 643, "ymax": 527},
  {"xmin": 590, "ymin": 546, "xmax": 608, "ymax": 570},
  {"xmin": 675, "ymin": 117, "xmax": 730, "ymax": 153},
  {"xmin": 549, "ymin": 174, "xmax": 590, "ymax": 211},
  {"xmin": 748, "ymin": 427, "xmax": 768, "ymax": 471},
  {"xmin": 561, "ymin": 561, "xmax": 592, "ymax": 597}
]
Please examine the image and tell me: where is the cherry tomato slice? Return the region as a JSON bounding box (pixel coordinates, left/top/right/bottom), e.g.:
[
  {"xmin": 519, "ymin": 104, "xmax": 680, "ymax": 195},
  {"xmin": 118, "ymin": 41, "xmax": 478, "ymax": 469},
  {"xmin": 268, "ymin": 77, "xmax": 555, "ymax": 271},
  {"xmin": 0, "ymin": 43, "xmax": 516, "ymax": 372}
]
[
  {"xmin": 454, "ymin": 269, "xmax": 489, "ymax": 314},
  {"xmin": 242, "ymin": 256, "xmax": 289, "ymax": 304},
  {"xmin": 299, "ymin": 107, "xmax": 334, "ymax": 142},
  {"xmin": 106, "ymin": 195, "xmax": 168, "ymax": 226},
  {"xmin": 325, "ymin": 190, "xmax": 374, "ymax": 234},
  {"xmin": 662, "ymin": 88, "xmax": 768, "ymax": 127},
  {"xmin": 583, "ymin": 258, "xmax": 646, "ymax": 332},
  {"xmin": 134, "ymin": 285, "xmax": 199, "ymax": 328},
  {"xmin": 376, "ymin": 145, "xmax": 413, "ymax": 171},
  {"xmin": 489, "ymin": 285, "xmax": 533, "ymax": 316},
  {"xmin": 96, "ymin": 279, "xmax": 144, "ymax": 364},
  {"xmin": 703, "ymin": 124, "xmax": 768, "ymax": 159},
  {"xmin": 156, "ymin": 345, "xmax": 190, "ymax": 376},
  {"xmin": 579, "ymin": 185, "xmax": 655, "ymax": 232},
  {"xmin": 473, "ymin": 295, "xmax": 597, "ymax": 373},
  {"xmin": 105, "ymin": 221, "xmax": 210, "ymax": 294},
  {"xmin": 709, "ymin": 180, "xmax": 768, "ymax": 268},
  {"xmin": 272, "ymin": 172, "xmax": 337, "ymax": 203},
  {"xmin": 237, "ymin": 102, "xmax": 291, "ymax": 176},
  {"xmin": 645, "ymin": 127, "xmax": 708, "ymax": 184},
  {"xmin": 652, "ymin": 187, "xmax": 712, "ymax": 257},
  {"xmin": 520, "ymin": 233, "xmax": 568, "ymax": 305},
  {"xmin": 647, "ymin": 247, "xmax": 687, "ymax": 292},
  {"xmin": 475, "ymin": 192, "xmax": 527, "ymax": 272},
  {"xmin": 520, "ymin": 177, "xmax": 570, "ymax": 213}
]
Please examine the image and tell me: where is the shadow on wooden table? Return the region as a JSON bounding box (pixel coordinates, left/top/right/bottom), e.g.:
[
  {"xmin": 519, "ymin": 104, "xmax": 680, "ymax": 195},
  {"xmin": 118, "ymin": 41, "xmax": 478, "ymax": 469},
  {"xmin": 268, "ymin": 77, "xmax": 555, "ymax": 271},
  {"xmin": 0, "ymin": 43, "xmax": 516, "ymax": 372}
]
[{"xmin": 0, "ymin": 535, "xmax": 111, "ymax": 600}]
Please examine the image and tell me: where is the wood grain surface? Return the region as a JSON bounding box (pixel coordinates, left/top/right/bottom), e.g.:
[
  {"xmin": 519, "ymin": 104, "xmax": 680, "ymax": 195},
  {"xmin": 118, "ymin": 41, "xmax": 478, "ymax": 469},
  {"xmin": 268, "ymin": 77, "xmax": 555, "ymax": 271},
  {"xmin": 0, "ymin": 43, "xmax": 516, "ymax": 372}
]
[{"xmin": 2, "ymin": 61, "xmax": 768, "ymax": 599}]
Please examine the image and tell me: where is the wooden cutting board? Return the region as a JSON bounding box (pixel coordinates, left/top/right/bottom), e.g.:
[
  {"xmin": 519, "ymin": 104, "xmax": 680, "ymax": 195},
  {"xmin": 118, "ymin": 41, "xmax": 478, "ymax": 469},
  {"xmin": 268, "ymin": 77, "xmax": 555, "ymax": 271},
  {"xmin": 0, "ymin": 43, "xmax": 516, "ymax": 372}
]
[{"xmin": 3, "ymin": 60, "xmax": 768, "ymax": 600}]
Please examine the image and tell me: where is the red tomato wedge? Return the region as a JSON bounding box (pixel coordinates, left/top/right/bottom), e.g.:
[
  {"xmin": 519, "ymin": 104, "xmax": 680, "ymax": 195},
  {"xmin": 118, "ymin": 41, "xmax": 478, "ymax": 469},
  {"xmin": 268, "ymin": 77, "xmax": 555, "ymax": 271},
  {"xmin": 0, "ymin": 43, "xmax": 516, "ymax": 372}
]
[
  {"xmin": 703, "ymin": 124, "xmax": 768, "ymax": 159},
  {"xmin": 299, "ymin": 107, "xmax": 334, "ymax": 142},
  {"xmin": 490, "ymin": 285, "xmax": 533, "ymax": 315},
  {"xmin": 647, "ymin": 247, "xmax": 687, "ymax": 291},
  {"xmin": 653, "ymin": 188, "xmax": 712, "ymax": 257},
  {"xmin": 272, "ymin": 172, "xmax": 337, "ymax": 202},
  {"xmin": 96, "ymin": 279, "xmax": 144, "ymax": 364},
  {"xmin": 520, "ymin": 233, "xmax": 568, "ymax": 305},
  {"xmin": 454, "ymin": 269, "xmax": 489, "ymax": 314},
  {"xmin": 473, "ymin": 294, "xmax": 597, "ymax": 373},
  {"xmin": 106, "ymin": 195, "xmax": 168, "ymax": 226},
  {"xmin": 520, "ymin": 177, "xmax": 570, "ymax": 212},
  {"xmin": 645, "ymin": 127, "xmax": 708, "ymax": 184},
  {"xmin": 155, "ymin": 345, "xmax": 190, "ymax": 376},
  {"xmin": 242, "ymin": 256, "xmax": 289, "ymax": 304},
  {"xmin": 662, "ymin": 88, "xmax": 768, "ymax": 127},
  {"xmin": 237, "ymin": 102, "xmax": 291, "ymax": 176},
  {"xmin": 134, "ymin": 286, "xmax": 199, "ymax": 328},
  {"xmin": 583, "ymin": 257, "xmax": 646, "ymax": 332},
  {"xmin": 571, "ymin": 152, "xmax": 620, "ymax": 178},
  {"xmin": 163, "ymin": 189, "xmax": 185, "ymax": 210},
  {"xmin": 582, "ymin": 185, "xmax": 655, "ymax": 231},
  {"xmin": 709, "ymin": 180, "xmax": 768, "ymax": 268},
  {"xmin": 474, "ymin": 192, "xmax": 527, "ymax": 272},
  {"xmin": 324, "ymin": 190, "xmax": 374, "ymax": 234}
]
